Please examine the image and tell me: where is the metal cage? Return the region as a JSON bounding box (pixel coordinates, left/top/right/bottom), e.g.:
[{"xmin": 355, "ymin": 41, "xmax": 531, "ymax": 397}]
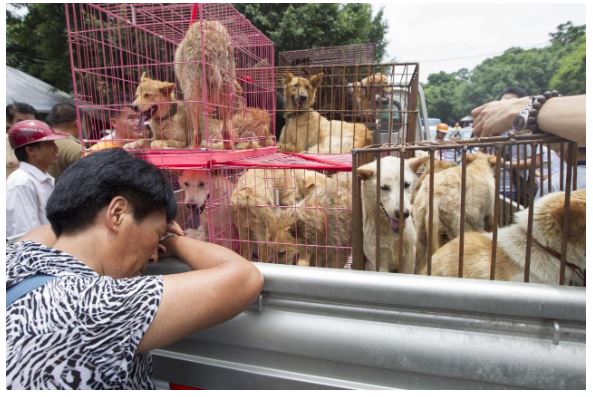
[
  {"xmin": 278, "ymin": 43, "xmax": 376, "ymax": 67},
  {"xmin": 65, "ymin": 3, "xmax": 275, "ymax": 156},
  {"xmin": 351, "ymin": 134, "xmax": 584, "ymax": 286},
  {"xmin": 275, "ymin": 63, "xmax": 419, "ymax": 154}
]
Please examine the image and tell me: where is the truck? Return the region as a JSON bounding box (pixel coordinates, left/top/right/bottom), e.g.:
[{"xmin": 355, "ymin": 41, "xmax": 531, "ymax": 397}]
[{"xmin": 146, "ymin": 259, "xmax": 585, "ymax": 389}]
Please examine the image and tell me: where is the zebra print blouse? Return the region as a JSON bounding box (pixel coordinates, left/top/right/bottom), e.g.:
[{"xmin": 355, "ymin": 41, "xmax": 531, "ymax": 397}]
[{"xmin": 6, "ymin": 241, "xmax": 163, "ymax": 389}]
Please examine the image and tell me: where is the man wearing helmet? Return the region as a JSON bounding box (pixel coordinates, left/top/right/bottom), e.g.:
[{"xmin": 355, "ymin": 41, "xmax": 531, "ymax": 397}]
[{"xmin": 6, "ymin": 120, "xmax": 67, "ymax": 240}]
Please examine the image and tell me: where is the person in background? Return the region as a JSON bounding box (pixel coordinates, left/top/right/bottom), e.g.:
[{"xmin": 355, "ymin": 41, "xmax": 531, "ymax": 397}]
[
  {"xmin": 6, "ymin": 102, "xmax": 37, "ymax": 178},
  {"xmin": 46, "ymin": 103, "xmax": 83, "ymax": 179},
  {"xmin": 6, "ymin": 148, "xmax": 263, "ymax": 389},
  {"xmin": 89, "ymin": 105, "xmax": 151, "ymax": 151},
  {"xmin": 6, "ymin": 120, "xmax": 66, "ymax": 241}
]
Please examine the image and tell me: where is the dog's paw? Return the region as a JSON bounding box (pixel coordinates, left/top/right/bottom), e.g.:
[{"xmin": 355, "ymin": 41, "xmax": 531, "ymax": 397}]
[{"xmin": 151, "ymin": 140, "xmax": 171, "ymax": 149}]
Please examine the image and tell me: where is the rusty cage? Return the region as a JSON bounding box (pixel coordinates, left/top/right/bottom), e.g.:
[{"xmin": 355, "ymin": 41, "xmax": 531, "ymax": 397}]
[
  {"xmin": 275, "ymin": 63, "xmax": 420, "ymax": 154},
  {"xmin": 351, "ymin": 134, "xmax": 584, "ymax": 286},
  {"xmin": 65, "ymin": 3, "xmax": 276, "ymax": 153}
]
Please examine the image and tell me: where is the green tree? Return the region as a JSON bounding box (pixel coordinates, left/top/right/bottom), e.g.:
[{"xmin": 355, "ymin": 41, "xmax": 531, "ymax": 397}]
[
  {"xmin": 549, "ymin": 37, "xmax": 586, "ymax": 95},
  {"xmin": 423, "ymin": 22, "xmax": 586, "ymax": 121},
  {"xmin": 234, "ymin": 3, "xmax": 388, "ymax": 62},
  {"xmin": 7, "ymin": 3, "xmax": 72, "ymax": 92}
]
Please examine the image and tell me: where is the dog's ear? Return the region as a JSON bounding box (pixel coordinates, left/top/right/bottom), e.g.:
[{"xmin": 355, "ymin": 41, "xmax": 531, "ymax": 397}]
[
  {"xmin": 487, "ymin": 155, "xmax": 499, "ymax": 168},
  {"xmin": 551, "ymin": 190, "xmax": 586, "ymax": 238},
  {"xmin": 357, "ymin": 163, "xmax": 376, "ymax": 180},
  {"xmin": 140, "ymin": 71, "xmax": 149, "ymax": 81},
  {"xmin": 309, "ymin": 72, "xmax": 324, "ymax": 89},
  {"xmin": 283, "ymin": 72, "xmax": 294, "ymax": 86},
  {"xmin": 465, "ymin": 153, "xmax": 477, "ymax": 163},
  {"xmin": 408, "ymin": 156, "xmax": 430, "ymax": 175},
  {"xmin": 160, "ymin": 82, "xmax": 176, "ymax": 96}
]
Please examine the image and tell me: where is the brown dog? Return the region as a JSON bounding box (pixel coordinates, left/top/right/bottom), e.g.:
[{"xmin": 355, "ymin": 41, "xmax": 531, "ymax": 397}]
[
  {"xmin": 129, "ymin": 73, "xmax": 189, "ymax": 148},
  {"xmin": 413, "ymin": 152, "xmax": 497, "ymax": 269},
  {"xmin": 351, "ymin": 72, "xmax": 393, "ymax": 113},
  {"xmin": 175, "ymin": 20, "xmax": 236, "ymax": 149},
  {"xmin": 427, "ymin": 190, "xmax": 585, "ymax": 286},
  {"xmin": 279, "ymin": 72, "xmax": 372, "ymax": 154}
]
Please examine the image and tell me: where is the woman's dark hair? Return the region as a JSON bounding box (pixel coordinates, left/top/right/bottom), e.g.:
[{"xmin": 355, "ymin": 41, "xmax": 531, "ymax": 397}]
[
  {"xmin": 498, "ymin": 87, "xmax": 528, "ymax": 100},
  {"xmin": 46, "ymin": 103, "xmax": 77, "ymax": 126},
  {"xmin": 7, "ymin": 102, "xmax": 37, "ymax": 123},
  {"xmin": 46, "ymin": 148, "xmax": 176, "ymax": 236}
]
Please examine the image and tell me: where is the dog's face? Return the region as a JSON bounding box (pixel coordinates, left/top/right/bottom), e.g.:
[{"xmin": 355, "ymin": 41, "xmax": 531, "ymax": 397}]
[
  {"xmin": 357, "ymin": 156, "xmax": 417, "ymax": 233},
  {"xmin": 178, "ymin": 169, "xmax": 211, "ymax": 211},
  {"xmin": 134, "ymin": 72, "xmax": 176, "ymax": 119},
  {"xmin": 283, "ymin": 72, "xmax": 324, "ymax": 112}
]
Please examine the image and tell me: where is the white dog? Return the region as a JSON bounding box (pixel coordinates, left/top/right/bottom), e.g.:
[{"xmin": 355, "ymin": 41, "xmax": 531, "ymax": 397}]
[{"xmin": 357, "ymin": 156, "xmax": 418, "ymax": 273}]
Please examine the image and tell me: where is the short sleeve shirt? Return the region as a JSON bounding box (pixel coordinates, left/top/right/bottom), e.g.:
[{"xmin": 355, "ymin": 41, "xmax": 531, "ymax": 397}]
[{"xmin": 6, "ymin": 241, "xmax": 164, "ymax": 389}]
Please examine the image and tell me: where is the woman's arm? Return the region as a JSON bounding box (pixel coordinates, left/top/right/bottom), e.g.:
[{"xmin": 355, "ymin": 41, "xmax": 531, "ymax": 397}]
[{"xmin": 137, "ymin": 236, "xmax": 263, "ymax": 353}]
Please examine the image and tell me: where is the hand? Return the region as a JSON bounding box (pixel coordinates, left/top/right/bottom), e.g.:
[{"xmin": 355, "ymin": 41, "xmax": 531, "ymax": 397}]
[
  {"xmin": 157, "ymin": 221, "xmax": 184, "ymax": 258},
  {"xmin": 471, "ymin": 97, "xmax": 529, "ymax": 138}
]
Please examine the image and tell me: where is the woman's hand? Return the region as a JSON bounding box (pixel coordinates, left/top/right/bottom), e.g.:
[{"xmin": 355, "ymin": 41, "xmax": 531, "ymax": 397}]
[
  {"xmin": 471, "ymin": 97, "xmax": 529, "ymax": 138},
  {"xmin": 157, "ymin": 221, "xmax": 184, "ymax": 258}
]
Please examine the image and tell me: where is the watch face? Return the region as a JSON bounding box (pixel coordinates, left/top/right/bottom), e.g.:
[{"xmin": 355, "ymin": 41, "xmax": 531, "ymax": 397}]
[{"xmin": 513, "ymin": 112, "xmax": 527, "ymax": 132}]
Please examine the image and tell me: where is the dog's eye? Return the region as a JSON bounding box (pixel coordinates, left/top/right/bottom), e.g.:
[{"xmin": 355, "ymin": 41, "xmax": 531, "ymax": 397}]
[
  {"xmin": 381, "ymin": 185, "xmax": 390, "ymax": 192},
  {"xmin": 404, "ymin": 182, "xmax": 410, "ymax": 189},
  {"xmin": 198, "ymin": 182, "xmax": 205, "ymax": 188},
  {"xmin": 183, "ymin": 182, "xmax": 190, "ymax": 187}
]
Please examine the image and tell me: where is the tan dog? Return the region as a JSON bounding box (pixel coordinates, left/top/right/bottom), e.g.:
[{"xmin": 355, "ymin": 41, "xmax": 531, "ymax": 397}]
[
  {"xmin": 230, "ymin": 168, "xmax": 319, "ymax": 264},
  {"xmin": 292, "ymin": 171, "xmax": 352, "ymax": 268},
  {"xmin": 130, "ymin": 73, "xmax": 189, "ymax": 148},
  {"xmin": 413, "ymin": 152, "xmax": 497, "ymax": 269},
  {"xmin": 201, "ymin": 82, "xmax": 273, "ymax": 150},
  {"xmin": 279, "ymin": 72, "xmax": 372, "ymax": 154},
  {"xmin": 175, "ymin": 20, "xmax": 236, "ymax": 149},
  {"xmin": 408, "ymin": 156, "xmax": 456, "ymax": 203},
  {"xmin": 177, "ymin": 169, "xmax": 235, "ymax": 241},
  {"xmin": 427, "ymin": 190, "xmax": 586, "ymax": 285},
  {"xmin": 357, "ymin": 156, "xmax": 418, "ymax": 273},
  {"xmin": 351, "ymin": 73, "xmax": 393, "ymax": 113}
]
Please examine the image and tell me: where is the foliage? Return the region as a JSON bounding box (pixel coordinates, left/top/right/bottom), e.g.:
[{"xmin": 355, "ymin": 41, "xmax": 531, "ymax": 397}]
[
  {"xmin": 423, "ymin": 22, "xmax": 586, "ymax": 121},
  {"xmin": 7, "ymin": 3, "xmax": 72, "ymax": 93},
  {"xmin": 549, "ymin": 35, "xmax": 586, "ymax": 95},
  {"xmin": 234, "ymin": 3, "xmax": 388, "ymax": 62}
]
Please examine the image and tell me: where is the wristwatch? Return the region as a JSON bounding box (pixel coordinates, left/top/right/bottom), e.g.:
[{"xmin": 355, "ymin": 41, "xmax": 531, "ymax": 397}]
[
  {"xmin": 512, "ymin": 99, "xmax": 533, "ymax": 134},
  {"xmin": 512, "ymin": 108, "xmax": 530, "ymax": 133}
]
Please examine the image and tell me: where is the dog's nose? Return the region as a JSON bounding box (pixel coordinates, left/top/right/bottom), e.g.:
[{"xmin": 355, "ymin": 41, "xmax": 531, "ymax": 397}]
[
  {"xmin": 186, "ymin": 202, "xmax": 198, "ymax": 209},
  {"xmin": 298, "ymin": 95, "xmax": 307, "ymax": 102},
  {"xmin": 394, "ymin": 209, "xmax": 410, "ymax": 219}
]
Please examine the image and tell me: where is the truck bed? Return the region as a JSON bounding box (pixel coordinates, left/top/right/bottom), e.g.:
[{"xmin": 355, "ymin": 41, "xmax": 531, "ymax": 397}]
[{"xmin": 146, "ymin": 259, "xmax": 585, "ymax": 389}]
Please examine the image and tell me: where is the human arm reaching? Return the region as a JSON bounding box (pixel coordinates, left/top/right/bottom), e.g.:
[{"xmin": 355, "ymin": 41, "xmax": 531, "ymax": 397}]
[{"xmin": 471, "ymin": 95, "xmax": 585, "ymax": 147}]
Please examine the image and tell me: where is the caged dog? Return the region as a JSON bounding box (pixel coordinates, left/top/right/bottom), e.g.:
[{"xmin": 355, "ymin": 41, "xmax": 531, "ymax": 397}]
[
  {"xmin": 230, "ymin": 168, "xmax": 320, "ymax": 264},
  {"xmin": 279, "ymin": 72, "xmax": 372, "ymax": 154},
  {"xmin": 413, "ymin": 151, "xmax": 497, "ymax": 270},
  {"xmin": 127, "ymin": 73, "xmax": 189, "ymax": 149},
  {"xmin": 357, "ymin": 156, "xmax": 418, "ymax": 273},
  {"xmin": 292, "ymin": 171, "xmax": 353, "ymax": 268},
  {"xmin": 175, "ymin": 20, "xmax": 236, "ymax": 149},
  {"xmin": 427, "ymin": 190, "xmax": 586, "ymax": 286},
  {"xmin": 350, "ymin": 72, "xmax": 393, "ymax": 113},
  {"xmin": 177, "ymin": 169, "xmax": 236, "ymax": 241}
]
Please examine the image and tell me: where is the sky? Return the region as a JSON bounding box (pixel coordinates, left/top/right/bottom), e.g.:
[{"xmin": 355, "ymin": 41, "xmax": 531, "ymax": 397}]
[{"xmin": 372, "ymin": 1, "xmax": 587, "ymax": 82}]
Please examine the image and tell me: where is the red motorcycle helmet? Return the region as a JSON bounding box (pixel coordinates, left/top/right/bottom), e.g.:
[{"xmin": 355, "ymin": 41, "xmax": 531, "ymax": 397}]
[{"xmin": 8, "ymin": 120, "xmax": 66, "ymax": 149}]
